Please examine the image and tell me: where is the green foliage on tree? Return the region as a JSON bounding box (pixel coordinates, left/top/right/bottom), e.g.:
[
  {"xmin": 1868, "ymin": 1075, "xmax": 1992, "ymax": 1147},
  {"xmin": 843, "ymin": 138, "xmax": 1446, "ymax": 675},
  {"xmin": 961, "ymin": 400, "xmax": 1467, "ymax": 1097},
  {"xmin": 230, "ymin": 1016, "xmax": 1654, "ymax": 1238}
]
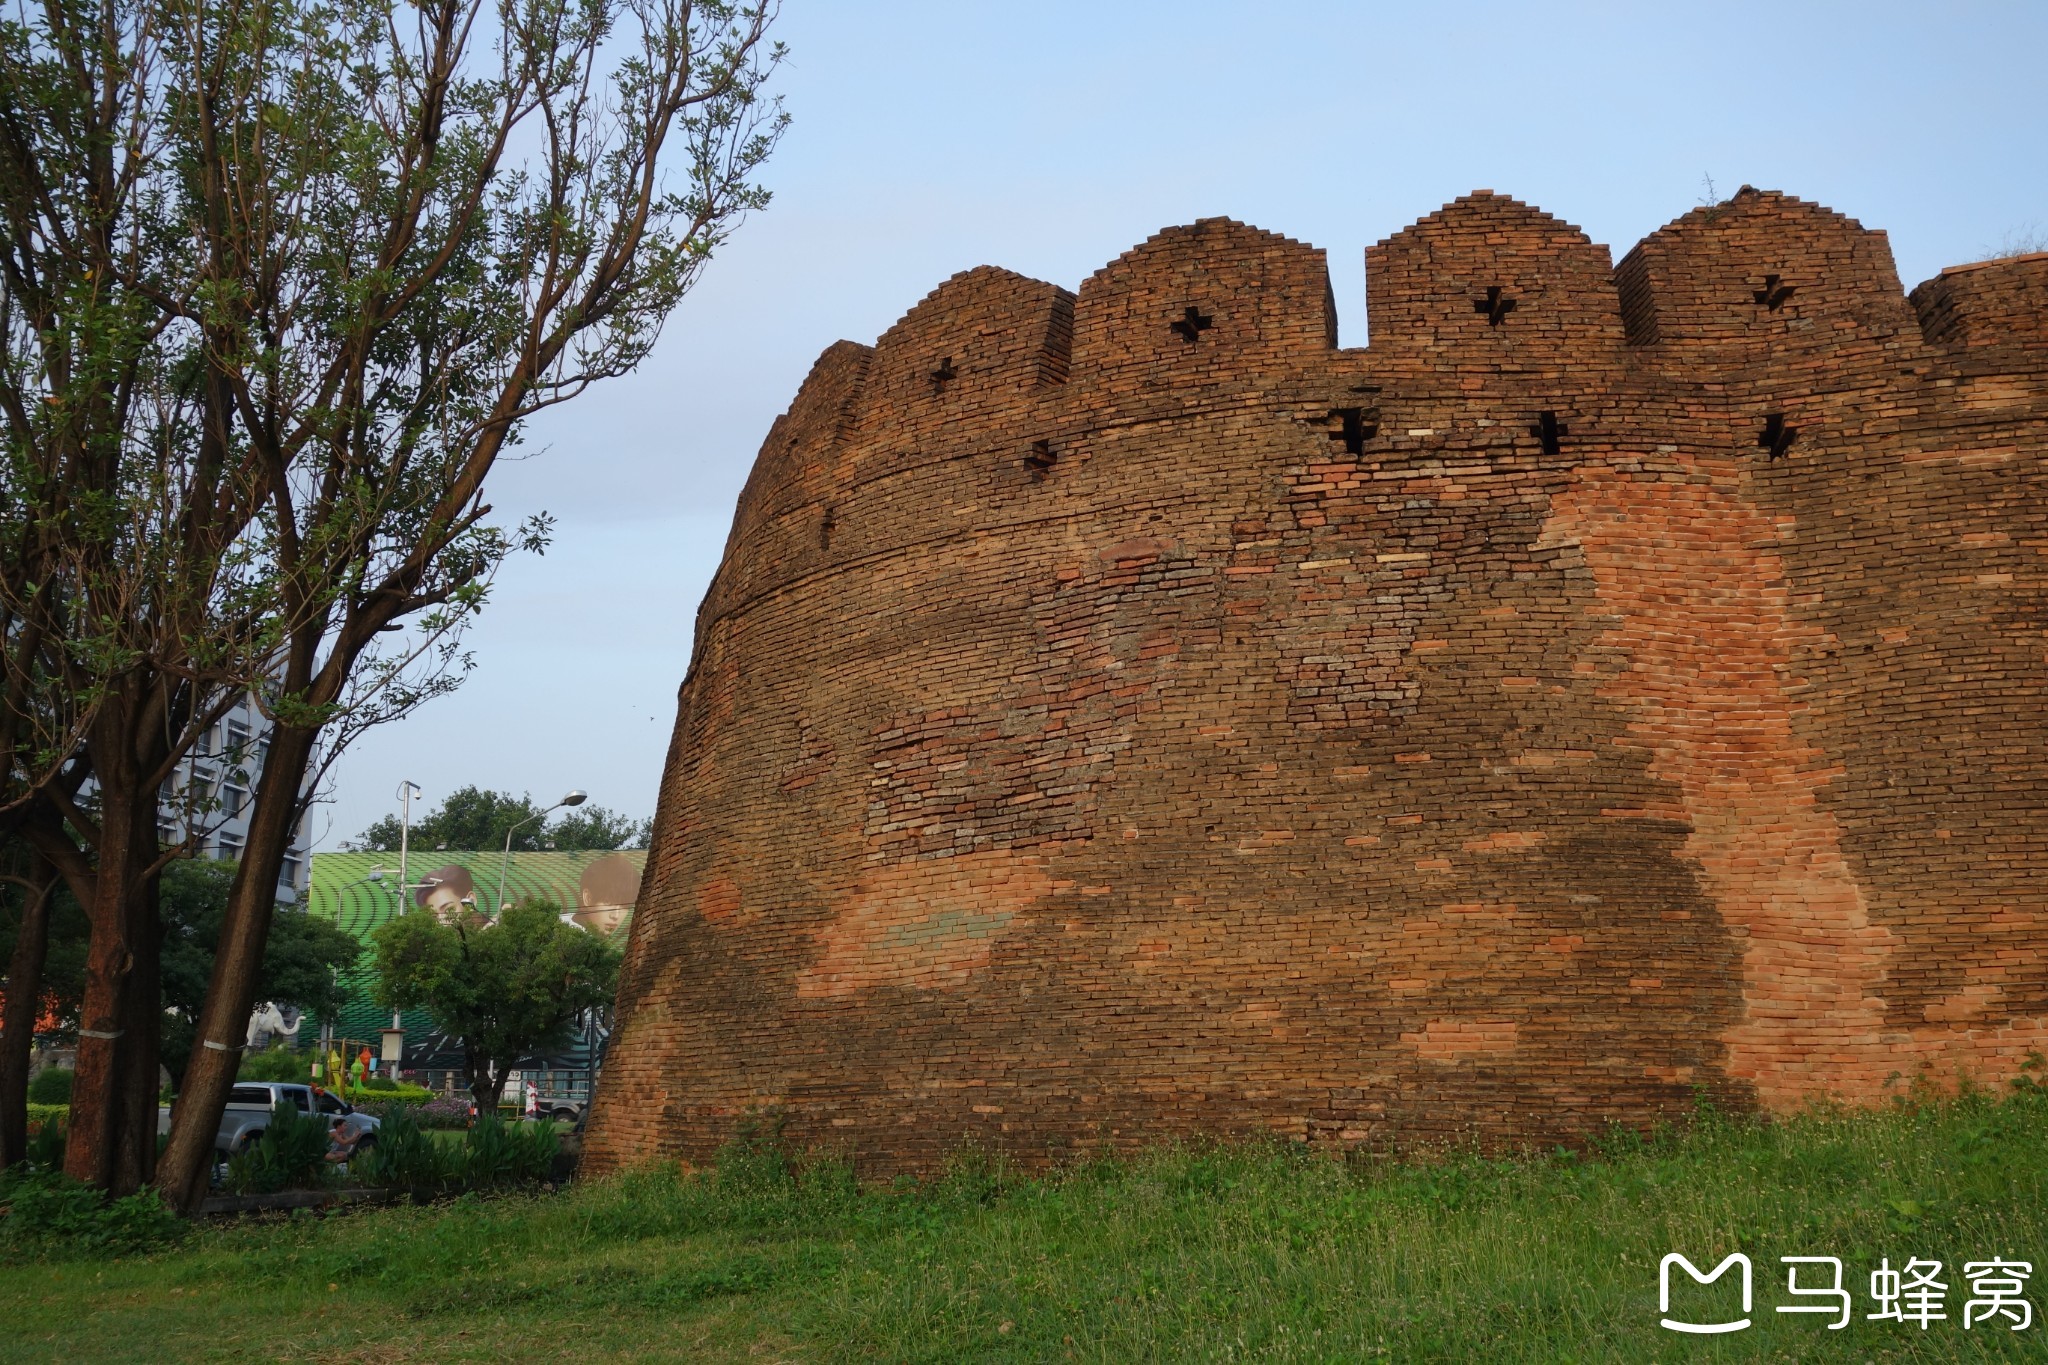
[
  {"xmin": 354, "ymin": 786, "xmax": 649, "ymax": 853},
  {"xmin": 548, "ymin": 805, "xmax": 654, "ymax": 853},
  {"xmin": 0, "ymin": 0, "xmax": 783, "ymax": 1207},
  {"xmin": 154, "ymin": 860, "xmax": 357, "ymax": 1087},
  {"xmin": 371, "ymin": 898, "xmax": 619, "ymax": 1110}
]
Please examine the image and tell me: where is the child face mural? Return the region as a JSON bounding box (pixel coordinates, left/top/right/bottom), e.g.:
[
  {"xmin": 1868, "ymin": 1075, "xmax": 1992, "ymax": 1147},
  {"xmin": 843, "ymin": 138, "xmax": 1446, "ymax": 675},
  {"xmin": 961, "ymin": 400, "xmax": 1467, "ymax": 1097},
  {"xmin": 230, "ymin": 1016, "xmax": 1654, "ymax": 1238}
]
[
  {"xmin": 573, "ymin": 853, "xmax": 640, "ymax": 936},
  {"xmin": 418, "ymin": 864, "xmax": 483, "ymax": 926}
]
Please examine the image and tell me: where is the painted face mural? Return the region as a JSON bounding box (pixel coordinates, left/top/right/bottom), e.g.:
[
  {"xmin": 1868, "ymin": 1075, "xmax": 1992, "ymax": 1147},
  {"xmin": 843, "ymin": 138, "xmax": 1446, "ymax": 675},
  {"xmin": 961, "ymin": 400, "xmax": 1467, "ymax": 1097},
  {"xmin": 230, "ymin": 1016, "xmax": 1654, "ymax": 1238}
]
[
  {"xmin": 418, "ymin": 863, "xmax": 484, "ymax": 926},
  {"xmin": 310, "ymin": 849, "xmax": 646, "ymax": 1086},
  {"xmin": 573, "ymin": 853, "xmax": 640, "ymax": 937}
]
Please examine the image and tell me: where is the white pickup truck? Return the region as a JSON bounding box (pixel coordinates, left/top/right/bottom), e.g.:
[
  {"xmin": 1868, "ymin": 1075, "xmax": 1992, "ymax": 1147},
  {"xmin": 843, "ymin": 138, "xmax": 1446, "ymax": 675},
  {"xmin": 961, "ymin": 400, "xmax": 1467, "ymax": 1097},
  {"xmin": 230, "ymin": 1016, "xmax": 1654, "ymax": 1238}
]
[{"xmin": 158, "ymin": 1082, "xmax": 381, "ymax": 1158}]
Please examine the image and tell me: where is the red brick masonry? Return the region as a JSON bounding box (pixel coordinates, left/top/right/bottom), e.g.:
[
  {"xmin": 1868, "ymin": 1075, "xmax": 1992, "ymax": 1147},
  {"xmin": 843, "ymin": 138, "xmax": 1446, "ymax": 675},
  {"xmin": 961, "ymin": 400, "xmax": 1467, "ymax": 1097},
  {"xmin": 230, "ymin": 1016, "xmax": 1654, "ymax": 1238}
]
[{"xmin": 583, "ymin": 189, "xmax": 2048, "ymax": 1175}]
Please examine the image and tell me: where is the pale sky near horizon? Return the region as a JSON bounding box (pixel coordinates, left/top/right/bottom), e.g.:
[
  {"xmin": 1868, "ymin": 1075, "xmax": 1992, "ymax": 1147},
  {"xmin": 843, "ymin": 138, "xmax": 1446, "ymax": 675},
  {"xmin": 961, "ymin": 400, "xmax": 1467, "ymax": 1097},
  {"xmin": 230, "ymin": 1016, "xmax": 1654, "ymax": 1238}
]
[{"xmin": 315, "ymin": 0, "xmax": 2048, "ymax": 849}]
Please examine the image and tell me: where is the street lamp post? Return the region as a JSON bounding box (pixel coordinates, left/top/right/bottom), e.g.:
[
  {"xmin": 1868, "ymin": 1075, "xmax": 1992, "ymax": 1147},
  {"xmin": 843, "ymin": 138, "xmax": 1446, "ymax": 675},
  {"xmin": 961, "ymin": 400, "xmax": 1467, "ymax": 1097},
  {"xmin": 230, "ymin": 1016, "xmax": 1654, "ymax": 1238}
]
[
  {"xmin": 392, "ymin": 781, "xmax": 424, "ymax": 1065},
  {"xmin": 497, "ymin": 790, "xmax": 586, "ymax": 914},
  {"xmin": 394, "ymin": 780, "xmax": 422, "ymax": 909}
]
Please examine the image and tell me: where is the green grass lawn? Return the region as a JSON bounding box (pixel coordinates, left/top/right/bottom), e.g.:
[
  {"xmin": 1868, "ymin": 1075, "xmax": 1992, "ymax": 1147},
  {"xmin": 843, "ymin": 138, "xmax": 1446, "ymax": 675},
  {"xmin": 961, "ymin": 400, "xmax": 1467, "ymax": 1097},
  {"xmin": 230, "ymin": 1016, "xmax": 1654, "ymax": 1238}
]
[{"xmin": 7, "ymin": 1086, "xmax": 2048, "ymax": 1363}]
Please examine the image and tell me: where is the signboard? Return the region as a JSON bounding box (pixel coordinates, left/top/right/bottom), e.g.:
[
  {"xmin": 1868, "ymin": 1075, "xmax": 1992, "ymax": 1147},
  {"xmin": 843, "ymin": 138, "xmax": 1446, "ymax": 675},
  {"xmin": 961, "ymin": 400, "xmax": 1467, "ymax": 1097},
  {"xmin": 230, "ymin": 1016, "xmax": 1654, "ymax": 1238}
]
[{"xmin": 305, "ymin": 849, "xmax": 645, "ymax": 1092}]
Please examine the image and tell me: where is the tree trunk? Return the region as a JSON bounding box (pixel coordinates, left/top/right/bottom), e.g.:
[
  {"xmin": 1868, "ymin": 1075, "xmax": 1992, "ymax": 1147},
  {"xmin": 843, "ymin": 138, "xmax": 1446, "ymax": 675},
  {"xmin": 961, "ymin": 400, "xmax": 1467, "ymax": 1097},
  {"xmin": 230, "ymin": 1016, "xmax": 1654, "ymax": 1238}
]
[
  {"xmin": 63, "ymin": 689, "xmax": 152, "ymax": 1188},
  {"xmin": 468, "ymin": 1045, "xmax": 511, "ymax": 1115},
  {"xmin": 110, "ymin": 864, "xmax": 162, "ymax": 1196},
  {"xmin": 0, "ymin": 855, "xmax": 57, "ymax": 1169},
  {"xmin": 156, "ymin": 721, "xmax": 316, "ymax": 1213}
]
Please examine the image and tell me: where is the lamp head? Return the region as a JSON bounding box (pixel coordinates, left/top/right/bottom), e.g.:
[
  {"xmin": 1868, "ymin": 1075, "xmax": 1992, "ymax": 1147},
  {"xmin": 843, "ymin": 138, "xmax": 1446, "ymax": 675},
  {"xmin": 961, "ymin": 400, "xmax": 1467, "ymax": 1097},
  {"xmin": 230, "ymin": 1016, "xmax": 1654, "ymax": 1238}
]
[{"xmin": 559, "ymin": 790, "xmax": 587, "ymax": 808}]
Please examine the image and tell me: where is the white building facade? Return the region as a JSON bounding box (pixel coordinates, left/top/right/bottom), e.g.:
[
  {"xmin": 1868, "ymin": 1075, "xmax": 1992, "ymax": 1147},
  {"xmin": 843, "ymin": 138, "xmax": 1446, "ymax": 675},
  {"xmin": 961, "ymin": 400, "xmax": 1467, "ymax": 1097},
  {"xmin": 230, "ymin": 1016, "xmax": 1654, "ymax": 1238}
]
[{"xmin": 155, "ymin": 689, "xmax": 315, "ymax": 903}]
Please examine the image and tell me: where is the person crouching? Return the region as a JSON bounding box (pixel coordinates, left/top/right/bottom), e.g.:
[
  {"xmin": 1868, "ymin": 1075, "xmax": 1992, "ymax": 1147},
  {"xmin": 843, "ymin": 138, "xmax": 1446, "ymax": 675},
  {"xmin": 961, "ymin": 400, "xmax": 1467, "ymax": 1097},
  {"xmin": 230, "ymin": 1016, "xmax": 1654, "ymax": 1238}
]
[{"xmin": 326, "ymin": 1112, "xmax": 375, "ymax": 1170}]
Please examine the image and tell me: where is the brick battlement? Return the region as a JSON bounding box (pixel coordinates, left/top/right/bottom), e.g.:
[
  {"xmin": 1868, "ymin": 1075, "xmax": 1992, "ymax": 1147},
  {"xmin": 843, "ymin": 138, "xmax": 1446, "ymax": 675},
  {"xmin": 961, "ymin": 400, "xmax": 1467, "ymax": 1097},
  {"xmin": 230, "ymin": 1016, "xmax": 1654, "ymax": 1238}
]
[{"xmin": 586, "ymin": 189, "xmax": 2048, "ymax": 1176}]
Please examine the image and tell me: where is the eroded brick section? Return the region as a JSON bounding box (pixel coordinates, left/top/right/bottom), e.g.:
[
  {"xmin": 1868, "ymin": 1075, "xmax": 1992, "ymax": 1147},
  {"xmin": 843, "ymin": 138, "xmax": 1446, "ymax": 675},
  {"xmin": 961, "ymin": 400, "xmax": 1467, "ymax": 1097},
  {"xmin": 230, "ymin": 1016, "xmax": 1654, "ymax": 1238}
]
[{"xmin": 586, "ymin": 192, "xmax": 2047, "ymax": 1177}]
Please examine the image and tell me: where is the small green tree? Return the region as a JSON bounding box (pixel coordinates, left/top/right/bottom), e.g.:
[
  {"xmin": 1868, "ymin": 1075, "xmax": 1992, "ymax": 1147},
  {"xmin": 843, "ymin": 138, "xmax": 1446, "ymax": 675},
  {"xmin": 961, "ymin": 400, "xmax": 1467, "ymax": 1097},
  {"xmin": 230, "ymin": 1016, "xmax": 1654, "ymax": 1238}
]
[{"xmin": 371, "ymin": 898, "xmax": 618, "ymax": 1110}]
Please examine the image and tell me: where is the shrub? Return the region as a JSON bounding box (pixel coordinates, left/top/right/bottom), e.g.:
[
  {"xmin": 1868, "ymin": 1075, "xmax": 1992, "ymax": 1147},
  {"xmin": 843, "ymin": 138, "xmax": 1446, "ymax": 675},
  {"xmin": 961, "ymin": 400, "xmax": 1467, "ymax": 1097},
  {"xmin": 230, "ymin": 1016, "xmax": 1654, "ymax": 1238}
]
[
  {"xmin": 353, "ymin": 1107, "xmax": 454, "ymax": 1194},
  {"xmin": 354, "ymin": 1109, "xmax": 557, "ymax": 1197},
  {"xmin": 21, "ymin": 1118, "xmax": 65, "ymax": 1171},
  {"xmin": 26, "ymin": 1068, "xmax": 72, "ymax": 1105},
  {"xmin": 410, "ymin": 1096, "xmax": 475, "ymax": 1130},
  {"xmin": 350, "ymin": 1093, "xmax": 465, "ymax": 1125},
  {"xmin": 0, "ymin": 1169, "xmax": 184, "ymax": 1261},
  {"xmin": 457, "ymin": 1113, "xmax": 558, "ymax": 1190},
  {"xmin": 236, "ymin": 1045, "xmax": 312, "ymax": 1084},
  {"xmin": 224, "ymin": 1104, "xmax": 334, "ymax": 1194}
]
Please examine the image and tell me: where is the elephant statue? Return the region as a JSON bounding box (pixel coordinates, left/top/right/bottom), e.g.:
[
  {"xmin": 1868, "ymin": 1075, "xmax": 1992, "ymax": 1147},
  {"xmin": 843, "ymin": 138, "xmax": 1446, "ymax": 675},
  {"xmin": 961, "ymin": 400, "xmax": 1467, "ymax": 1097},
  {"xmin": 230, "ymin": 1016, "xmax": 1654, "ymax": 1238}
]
[{"xmin": 245, "ymin": 1000, "xmax": 303, "ymax": 1052}]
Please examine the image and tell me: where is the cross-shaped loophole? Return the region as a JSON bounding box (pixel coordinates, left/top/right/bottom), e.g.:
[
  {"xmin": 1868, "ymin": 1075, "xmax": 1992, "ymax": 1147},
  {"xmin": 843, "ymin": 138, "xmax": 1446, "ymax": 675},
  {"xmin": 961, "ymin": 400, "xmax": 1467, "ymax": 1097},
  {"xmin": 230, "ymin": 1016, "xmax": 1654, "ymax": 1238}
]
[
  {"xmin": 1528, "ymin": 410, "xmax": 1568, "ymax": 456},
  {"xmin": 1169, "ymin": 306, "xmax": 1213, "ymax": 343},
  {"xmin": 1473, "ymin": 285, "xmax": 1518, "ymax": 327},
  {"xmin": 930, "ymin": 356, "xmax": 957, "ymax": 390},
  {"xmin": 1757, "ymin": 412, "xmax": 1798, "ymax": 459},
  {"xmin": 1752, "ymin": 275, "xmax": 1796, "ymax": 312},
  {"xmin": 1326, "ymin": 407, "xmax": 1375, "ymax": 456}
]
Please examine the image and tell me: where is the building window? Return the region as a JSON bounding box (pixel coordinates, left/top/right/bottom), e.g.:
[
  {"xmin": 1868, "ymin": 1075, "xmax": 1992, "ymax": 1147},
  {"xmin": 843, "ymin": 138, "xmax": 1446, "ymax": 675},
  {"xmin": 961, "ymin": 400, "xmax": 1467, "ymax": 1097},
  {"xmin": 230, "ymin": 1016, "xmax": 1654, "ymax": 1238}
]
[
  {"xmin": 222, "ymin": 782, "xmax": 247, "ymax": 818},
  {"xmin": 217, "ymin": 831, "xmax": 243, "ymax": 861}
]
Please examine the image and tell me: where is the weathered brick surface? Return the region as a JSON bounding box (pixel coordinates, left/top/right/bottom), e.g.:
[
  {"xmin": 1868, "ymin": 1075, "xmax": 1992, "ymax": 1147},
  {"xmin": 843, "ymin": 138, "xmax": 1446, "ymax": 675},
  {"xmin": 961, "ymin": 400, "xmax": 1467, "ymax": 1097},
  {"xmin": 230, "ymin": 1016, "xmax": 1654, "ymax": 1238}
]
[{"xmin": 585, "ymin": 189, "xmax": 2048, "ymax": 1175}]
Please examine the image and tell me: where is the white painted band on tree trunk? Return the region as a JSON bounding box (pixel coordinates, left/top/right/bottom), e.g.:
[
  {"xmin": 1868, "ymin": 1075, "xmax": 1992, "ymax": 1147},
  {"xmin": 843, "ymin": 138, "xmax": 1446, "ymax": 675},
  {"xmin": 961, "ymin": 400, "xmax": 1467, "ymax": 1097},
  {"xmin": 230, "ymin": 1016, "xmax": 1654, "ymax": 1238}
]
[
  {"xmin": 77, "ymin": 1028, "xmax": 124, "ymax": 1039},
  {"xmin": 201, "ymin": 1040, "xmax": 247, "ymax": 1051}
]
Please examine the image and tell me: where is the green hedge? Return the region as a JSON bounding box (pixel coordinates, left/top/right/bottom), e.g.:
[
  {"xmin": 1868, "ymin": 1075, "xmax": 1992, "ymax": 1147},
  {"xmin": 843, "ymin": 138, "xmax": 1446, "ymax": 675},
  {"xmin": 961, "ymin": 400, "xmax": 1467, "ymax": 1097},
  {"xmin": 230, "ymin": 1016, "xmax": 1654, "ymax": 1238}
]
[
  {"xmin": 26, "ymin": 1103, "xmax": 66, "ymax": 1130},
  {"xmin": 27, "ymin": 1068, "xmax": 72, "ymax": 1104},
  {"xmin": 353, "ymin": 1078, "xmax": 436, "ymax": 1101}
]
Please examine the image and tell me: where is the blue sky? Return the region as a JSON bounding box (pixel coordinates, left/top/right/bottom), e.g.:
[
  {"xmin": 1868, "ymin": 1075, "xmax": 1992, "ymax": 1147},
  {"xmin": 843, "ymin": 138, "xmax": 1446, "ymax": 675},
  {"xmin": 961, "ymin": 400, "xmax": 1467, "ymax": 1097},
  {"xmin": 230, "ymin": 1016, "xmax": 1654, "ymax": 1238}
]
[{"xmin": 315, "ymin": 0, "xmax": 2048, "ymax": 847}]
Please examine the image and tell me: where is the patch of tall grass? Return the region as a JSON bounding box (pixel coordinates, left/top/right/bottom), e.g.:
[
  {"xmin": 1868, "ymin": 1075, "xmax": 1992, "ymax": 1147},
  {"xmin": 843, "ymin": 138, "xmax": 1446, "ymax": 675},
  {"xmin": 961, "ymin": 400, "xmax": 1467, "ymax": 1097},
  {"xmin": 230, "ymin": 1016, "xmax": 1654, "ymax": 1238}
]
[{"xmin": 6, "ymin": 1081, "xmax": 2048, "ymax": 1360}]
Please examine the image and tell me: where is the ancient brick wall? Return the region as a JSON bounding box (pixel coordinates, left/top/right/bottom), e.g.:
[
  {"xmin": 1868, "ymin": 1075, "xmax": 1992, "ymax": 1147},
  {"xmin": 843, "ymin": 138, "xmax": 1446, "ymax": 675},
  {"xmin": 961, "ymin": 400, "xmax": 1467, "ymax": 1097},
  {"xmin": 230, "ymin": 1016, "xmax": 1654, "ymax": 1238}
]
[{"xmin": 585, "ymin": 189, "xmax": 2048, "ymax": 1175}]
